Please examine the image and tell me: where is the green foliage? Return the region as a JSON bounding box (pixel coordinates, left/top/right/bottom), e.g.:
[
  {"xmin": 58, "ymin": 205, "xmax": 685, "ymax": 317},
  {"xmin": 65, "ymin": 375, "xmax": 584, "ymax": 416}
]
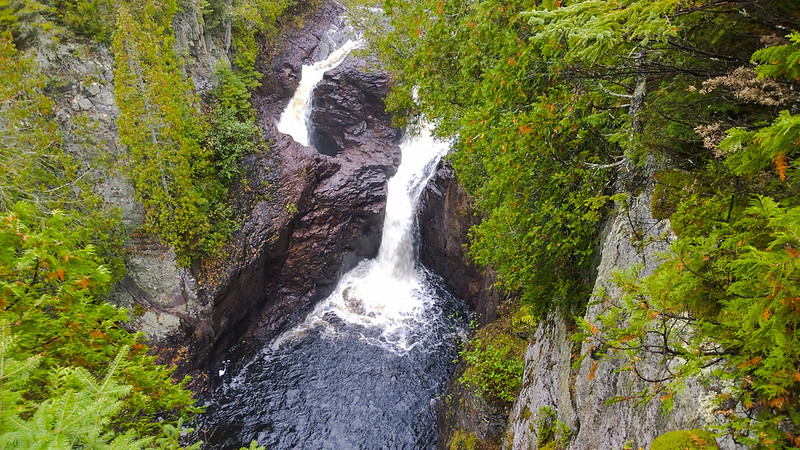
[
  {"xmin": 229, "ymin": 0, "xmax": 295, "ymax": 87},
  {"xmin": 352, "ymin": 0, "xmax": 622, "ymax": 315},
  {"xmin": 206, "ymin": 64, "xmax": 262, "ymax": 183},
  {"xmin": 0, "ymin": 0, "xmax": 53, "ymax": 47},
  {"xmin": 0, "ymin": 31, "xmax": 64, "ymax": 212},
  {"xmin": 113, "ymin": 0, "xmax": 234, "ymax": 265},
  {"xmin": 0, "ymin": 32, "xmax": 126, "ymax": 278},
  {"xmin": 213, "ymin": 63, "xmax": 255, "ymax": 118},
  {"xmin": 0, "ymin": 0, "xmax": 118, "ymax": 44},
  {"xmin": 459, "ymin": 334, "xmax": 524, "ymax": 404},
  {"xmin": 522, "ymin": 0, "xmax": 682, "ymax": 67},
  {"xmin": 535, "ymin": 406, "xmax": 571, "ymax": 450},
  {"xmin": 650, "ymin": 429, "xmax": 719, "ymax": 450},
  {"xmin": 458, "ymin": 303, "xmax": 535, "ymax": 404},
  {"xmin": 360, "ymin": 0, "xmax": 800, "ymax": 445},
  {"xmin": 51, "ymin": 0, "xmax": 116, "ymax": 41},
  {"xmin": 0, "ymin": 204, "xmax": 200, "ymax": 446},
  {"xmin": 207, "ymin": 107, "xmax": 259, "ymax": 182},
  {"xmin": 581, "ymin": 28, "xmax": 800, "ymax": 447},
  {"xmin": 752, "ymin": 32, "xmax": 800, "ymax": 80},
  {"xmin": 722, "ymin": 109, "xmax": 800, "ymax": 184}
]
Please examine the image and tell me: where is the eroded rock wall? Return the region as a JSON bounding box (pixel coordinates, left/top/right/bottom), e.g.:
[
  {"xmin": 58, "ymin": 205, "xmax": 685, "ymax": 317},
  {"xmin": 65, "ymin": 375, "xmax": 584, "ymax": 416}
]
[
  {"xmin": 418, "ymin": 163, "xmax": 501, "ymax": 326},
  {"xmin": 74, "ymin": 0, "xmax": 403, "ymax": 375},
  {"xmin": 420, "ymin": 164, "xmax": 511, "ymax": 448},
  {"xmin": 504, "ymin": 160, "xmax": 735, "ymax": 449},
  {"xmin": 186, "ymin": 3, "xmax": 402, "ymax": 370}
]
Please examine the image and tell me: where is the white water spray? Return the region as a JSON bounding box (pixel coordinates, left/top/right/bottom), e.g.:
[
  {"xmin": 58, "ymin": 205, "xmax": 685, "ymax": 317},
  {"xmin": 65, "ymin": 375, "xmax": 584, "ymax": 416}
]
[
  {"xmin": 277, "ymin": 39, "xmax": 362, "ymax": 145},
  {"xmin": 274, "ymin": 124, "xmax": 449, "ymax": 353}
]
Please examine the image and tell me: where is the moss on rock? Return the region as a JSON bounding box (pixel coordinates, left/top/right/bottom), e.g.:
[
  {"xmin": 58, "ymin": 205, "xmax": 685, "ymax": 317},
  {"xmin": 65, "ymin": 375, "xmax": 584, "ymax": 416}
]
[{"xmin": 650, "ymin": 429, "xmax": 719, "ymax": 450}]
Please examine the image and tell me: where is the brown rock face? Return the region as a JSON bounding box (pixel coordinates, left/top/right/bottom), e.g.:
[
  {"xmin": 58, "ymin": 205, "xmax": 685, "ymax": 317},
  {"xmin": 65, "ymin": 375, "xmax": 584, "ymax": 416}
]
[
  {"xmin": 310, "ymin": 59, "xmax": 398, "ymax": 156},
  {"xmin": 187, "ymin": 9, "xmax": 401, "ymax": 369},
  {"xmin": 418, "ymin": 164, "xmax": 500, "ymax": 326},
  {"xmin": 254, "ymin": 1, "xmax": 350, "ymax": 122}
]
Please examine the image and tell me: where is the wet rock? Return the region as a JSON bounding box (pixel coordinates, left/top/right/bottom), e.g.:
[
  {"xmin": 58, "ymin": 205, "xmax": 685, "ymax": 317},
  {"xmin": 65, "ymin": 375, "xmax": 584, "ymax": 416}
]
[
  {"xmin": 309, "ymin": 58, "xmax": 399, "ymax": 156},
  {"xmin": 418, "ymin": 163, "xmax": 500, "ymax": 325},
  {"xmin": 254, "ymin": 1, "xmax": 350, "ymax": 122},
  {"xmin": 192, "ymin": 122, "xmax": 400, "ymax": 368},
  {"xmin": 187, "ymin": 3, "xmax": 402, "ymax": 369}
]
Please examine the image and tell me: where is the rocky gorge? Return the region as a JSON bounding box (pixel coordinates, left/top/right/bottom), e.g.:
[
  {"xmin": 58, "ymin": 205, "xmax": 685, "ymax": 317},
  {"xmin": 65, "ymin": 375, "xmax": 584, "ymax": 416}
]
[
  {"xmin": 35, "ymin": 0, "xmax": 743, "ymax": 447},
  {"xmin": 112, "ymin": 2, "xmax": 407, "ymax": 375}
]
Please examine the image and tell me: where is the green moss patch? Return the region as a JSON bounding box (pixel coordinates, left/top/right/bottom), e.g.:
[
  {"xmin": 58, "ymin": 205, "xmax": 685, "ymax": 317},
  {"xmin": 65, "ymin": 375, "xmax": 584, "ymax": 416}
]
[{"xmin": 650, "ymin": 429, "xmax": 719, "ymax": 450}]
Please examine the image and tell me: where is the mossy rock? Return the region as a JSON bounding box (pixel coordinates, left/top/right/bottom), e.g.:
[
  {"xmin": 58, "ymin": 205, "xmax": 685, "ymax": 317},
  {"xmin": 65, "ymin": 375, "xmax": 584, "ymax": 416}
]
[
  {"xmin": 650, "ymin": 429, "xmax": 719, "ymax": 450},
  {"xmin": 539, "ymin": 441, "xmax": 556, "ymax": 450},
  {"xmin": 447, "ymin": 429, "xmax": 500, "ymax": 450},
  {"xmin": 448, "ymin": 430, "xmax": 480, "ymax": 450}
]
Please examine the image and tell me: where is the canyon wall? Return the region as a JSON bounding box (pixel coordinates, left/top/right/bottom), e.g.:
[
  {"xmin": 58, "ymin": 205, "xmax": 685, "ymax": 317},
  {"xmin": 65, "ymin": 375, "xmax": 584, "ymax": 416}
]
[
  {"xmin": 503, "ymin": 161, "xmax": 739, "ymax": 449},
  {"xmin": 47, "ymin": 1, "xmax": 406, "ymax": 375},
  {"xmin": 423, "ymin": 158, "xmax": 738, "ymax": 449}
]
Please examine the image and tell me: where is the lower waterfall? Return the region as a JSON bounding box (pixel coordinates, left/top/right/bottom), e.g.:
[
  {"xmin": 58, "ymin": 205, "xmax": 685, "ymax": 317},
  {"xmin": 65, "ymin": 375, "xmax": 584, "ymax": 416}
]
[{"xmin": 198, "ymin": 124, "xmax": 469, "ymax": 449}]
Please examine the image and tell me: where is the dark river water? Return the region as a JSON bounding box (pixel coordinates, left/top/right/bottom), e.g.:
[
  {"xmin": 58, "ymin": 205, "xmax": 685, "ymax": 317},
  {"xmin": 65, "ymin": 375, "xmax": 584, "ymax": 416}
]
[
  {"xmin": 196, "ymin": 36, "xmax": 470, "ymax": 447},
  {"xmin": 198, "ymin": 269, "xmax": 468, "ymax": 449}
]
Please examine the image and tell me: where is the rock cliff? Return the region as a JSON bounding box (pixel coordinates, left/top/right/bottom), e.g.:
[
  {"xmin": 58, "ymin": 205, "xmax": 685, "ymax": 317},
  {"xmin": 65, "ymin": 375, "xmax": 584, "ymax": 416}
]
[
  {"xmin": 93, "ymin": 1, "xmax": 402, "ymax": 374},
  {"xmin": 423, "ymin": 156, "xmax": 736, "ymax": 449},
  {"xmin": 418, "ymin": 163, "xmax": 501, "ymax": 326},
  {"xmin": 182, "ymin": 3, "xmax": 401, "ymax": 370},
  {"xmin": 503, "ymin": 160, "xmax": 738, "ymax": 449}
]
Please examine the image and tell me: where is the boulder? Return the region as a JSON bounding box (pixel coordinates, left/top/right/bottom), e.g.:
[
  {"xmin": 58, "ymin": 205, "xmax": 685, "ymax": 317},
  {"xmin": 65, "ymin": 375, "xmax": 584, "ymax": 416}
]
[{"xmin": 309, "ymin": 59, "xmax": 398, "ymax": 156}]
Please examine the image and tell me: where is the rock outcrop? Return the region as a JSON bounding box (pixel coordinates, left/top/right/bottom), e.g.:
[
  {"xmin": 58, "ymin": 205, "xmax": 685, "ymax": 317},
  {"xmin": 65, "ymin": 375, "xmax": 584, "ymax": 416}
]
[
  {"xmin": 418, "ymin": 163, "xmax": 501, "ymax": 326},
  {"xmin": 309, "ymin": 58, "xmax": 398, "ymax": 156},
  {"xmin": 92, "ymin": 0, "xmax": 402, "ymax": 376},
  {"xmin": 504, "ymin": 160, "xmax": 737, "ymax": 449},
  {"xmin": 182, "ymin": 5, "xmax": 401, "ymax": 371}
]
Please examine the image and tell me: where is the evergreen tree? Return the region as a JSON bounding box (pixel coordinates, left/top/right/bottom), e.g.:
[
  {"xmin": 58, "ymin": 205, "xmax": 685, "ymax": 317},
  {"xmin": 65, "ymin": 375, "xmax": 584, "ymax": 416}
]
[
  {"xmin": 113, "ymin": 0, "xmax": 231, "ymax": 265},
  {"xmin": 0, "ymin": 203, "xmax": 200, "ymax": 446},
  {"xmin": 354, "ymin": 0, "xmax": 800, "ymax": 444}
]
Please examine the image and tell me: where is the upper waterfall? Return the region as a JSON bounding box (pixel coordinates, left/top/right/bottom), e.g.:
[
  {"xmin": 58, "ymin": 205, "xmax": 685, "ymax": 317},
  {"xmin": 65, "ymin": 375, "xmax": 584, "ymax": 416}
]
[{"xmin": 276, "ymin": 39, "xmax": 362, "ymax": 146}]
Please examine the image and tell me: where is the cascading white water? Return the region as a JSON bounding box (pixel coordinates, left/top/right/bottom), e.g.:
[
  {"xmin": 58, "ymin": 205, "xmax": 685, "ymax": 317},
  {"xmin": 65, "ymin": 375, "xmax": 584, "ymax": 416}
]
[
  {"xmin": 274, "ymin": 124, "xmax": 450, "ymax": 353},
  {"xmin": 276, "ymin": 39, "xmax": 362, "ymax": 146},
  {"xmin": 199, "ymin": 35, "xmax": 470, "ymax": 449},
  {"xmin": 271, "ymin": 32, "xmax": 453, "ymax": 353},
  {"xmin": 376, "ymin": 126, "xmax": 448, "ymax": 278}
]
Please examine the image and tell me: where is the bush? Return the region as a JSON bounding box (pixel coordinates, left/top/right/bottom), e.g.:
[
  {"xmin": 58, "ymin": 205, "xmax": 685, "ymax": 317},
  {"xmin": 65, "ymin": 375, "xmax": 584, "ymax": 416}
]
[{"xmin": 458, "ymin": 303, "xmax": 535, "ymax": 404}]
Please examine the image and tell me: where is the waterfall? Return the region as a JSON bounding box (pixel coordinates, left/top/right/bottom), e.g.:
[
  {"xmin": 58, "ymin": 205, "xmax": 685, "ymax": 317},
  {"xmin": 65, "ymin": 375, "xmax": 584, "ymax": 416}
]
[
  {"xmin": 271, "ymin": 32, "xmax": 452, "ymax": 353},
  {"xmin": 199, "ymin": 35, "xmax": 468, "ymax": 450},
  {"xmin": 276, "ymin": 39, "xmax": 361, "ymax": 146},
  {"xmin": 376, "ymin": 124, "xmax": 448, "ymax": 279},
  {"xmin": 274, "ymin": 123, "xmax": 450, "ymax": 353}
]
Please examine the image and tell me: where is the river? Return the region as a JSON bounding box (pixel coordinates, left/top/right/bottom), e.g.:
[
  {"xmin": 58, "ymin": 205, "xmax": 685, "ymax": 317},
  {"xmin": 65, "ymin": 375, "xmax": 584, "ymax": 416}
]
[{"xmin": 198, "ymin": 32, "xmax": 469, "ymax": 449}]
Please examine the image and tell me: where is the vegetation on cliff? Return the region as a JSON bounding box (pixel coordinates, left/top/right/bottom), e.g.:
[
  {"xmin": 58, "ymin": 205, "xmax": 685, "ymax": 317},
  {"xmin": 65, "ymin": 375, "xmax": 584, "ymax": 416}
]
[
  {"xmin": 0, "ymin": 0, "xmax": 305, "ymax": 445},
  {"xmin": 352, "ymin": 0, "xmax": 800, "ymax": 446},
  {"xmin": 0, "ymin": 29, "xmax": 200, "ymax": 446}
]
